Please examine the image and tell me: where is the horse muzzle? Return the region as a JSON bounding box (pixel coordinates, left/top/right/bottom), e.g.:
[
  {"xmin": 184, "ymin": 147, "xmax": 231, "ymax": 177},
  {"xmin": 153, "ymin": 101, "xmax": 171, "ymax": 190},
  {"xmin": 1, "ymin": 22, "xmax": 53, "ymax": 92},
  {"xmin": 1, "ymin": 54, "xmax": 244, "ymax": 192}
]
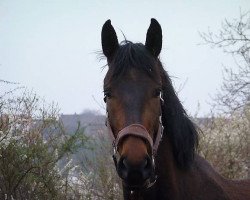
[
  {"xmin": 110, "ymin": 124, "xmax": 161, "ymax": 189},
  {"xmin": 117, "ymin": 154, "xmax": 154, "ymax": 189}
]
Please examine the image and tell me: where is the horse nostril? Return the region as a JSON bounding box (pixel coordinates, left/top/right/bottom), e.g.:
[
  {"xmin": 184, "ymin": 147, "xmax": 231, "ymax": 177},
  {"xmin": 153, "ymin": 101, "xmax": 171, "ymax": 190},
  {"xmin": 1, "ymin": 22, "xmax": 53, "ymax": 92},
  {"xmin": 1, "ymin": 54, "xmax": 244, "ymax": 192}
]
[
  {"xmin": 117, "ymin": 156, "xmax": 154, "ymax": 184},
  {"xmin": 141, "ymin": 156, "xmax": 153, "ymax": 180},
  {"xmin": 141, "ymin": 158, "xmax": 148, "ymax": 168},
  {"xmin": 123, "ymin": 157, "xmax": 129, "ymax": 168},
  {"xmin": 118, "ymin": 157, "xmax": 129, "ymax": 179}
]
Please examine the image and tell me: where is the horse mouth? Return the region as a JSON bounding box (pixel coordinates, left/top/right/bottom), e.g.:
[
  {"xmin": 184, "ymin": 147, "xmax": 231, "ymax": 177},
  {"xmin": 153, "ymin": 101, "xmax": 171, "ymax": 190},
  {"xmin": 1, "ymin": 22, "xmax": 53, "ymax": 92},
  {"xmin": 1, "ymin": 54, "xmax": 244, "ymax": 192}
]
[
  {"xmin": 123, "ymin": 178, "xmax": 151, "ymax": 191},
  {"xmin": 124, "ymin": 183, "xmax": 146, "ymax": 191}
]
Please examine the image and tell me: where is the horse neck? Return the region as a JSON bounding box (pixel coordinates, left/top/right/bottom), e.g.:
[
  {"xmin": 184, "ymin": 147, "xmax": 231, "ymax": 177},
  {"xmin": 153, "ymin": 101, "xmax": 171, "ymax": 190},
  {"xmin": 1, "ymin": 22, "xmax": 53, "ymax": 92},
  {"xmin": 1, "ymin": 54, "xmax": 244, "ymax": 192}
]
[
  {"xmin": 153, "ymin": 135, "xmax": 186, "ymax": 199},
  {"xmin": 153, "ymin": 135, "xmax": 233, "ymax": 200}
]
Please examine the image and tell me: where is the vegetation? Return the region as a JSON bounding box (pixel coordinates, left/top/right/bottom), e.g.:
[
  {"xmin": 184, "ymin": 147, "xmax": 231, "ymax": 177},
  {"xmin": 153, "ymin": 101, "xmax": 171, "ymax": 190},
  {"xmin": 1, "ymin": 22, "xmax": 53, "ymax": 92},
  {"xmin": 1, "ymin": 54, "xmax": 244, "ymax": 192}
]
[
  {"xmin": 0, "ymin": 88, "xmax": 89, "ymax": 199},
  {"xmin": 199, "ymin": 11, "xmax": 250, "ymax": 179}
]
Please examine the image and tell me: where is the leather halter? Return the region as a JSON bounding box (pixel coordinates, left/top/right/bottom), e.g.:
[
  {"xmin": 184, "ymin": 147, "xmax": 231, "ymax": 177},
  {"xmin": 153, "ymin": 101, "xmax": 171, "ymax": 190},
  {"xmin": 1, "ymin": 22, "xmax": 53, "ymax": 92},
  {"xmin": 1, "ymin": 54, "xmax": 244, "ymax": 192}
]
[
  {"xmin": 111, "ymin": 122, "xmax": 163, "ymax": 158},
  {"xmin": 106, "ymin": 92, "xmax": 164, "ymax": 173},
  {"xmin": 105, "ymin": 92, "xmax": 164, "ymax": 191}
]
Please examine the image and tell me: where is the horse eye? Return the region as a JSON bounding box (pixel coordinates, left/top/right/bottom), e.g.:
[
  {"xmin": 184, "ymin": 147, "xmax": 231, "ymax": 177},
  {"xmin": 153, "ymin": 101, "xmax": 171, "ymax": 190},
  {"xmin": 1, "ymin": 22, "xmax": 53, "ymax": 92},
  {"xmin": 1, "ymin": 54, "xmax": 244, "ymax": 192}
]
[
  {"xmin": 154, "ymin": 89, "xmax": 162, "ymax": 97},
  {"xmin": 104, "ymin": 91, "xmax": 111, "ymax": 102}
]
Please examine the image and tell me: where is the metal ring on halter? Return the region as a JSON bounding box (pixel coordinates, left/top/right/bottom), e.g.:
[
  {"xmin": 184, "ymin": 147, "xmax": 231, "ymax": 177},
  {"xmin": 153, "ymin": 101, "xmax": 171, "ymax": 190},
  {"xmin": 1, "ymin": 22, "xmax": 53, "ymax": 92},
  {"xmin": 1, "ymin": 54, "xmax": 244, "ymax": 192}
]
[{"xmin": 160, "ymin": 91, "xmax": 164, "ymax": 104}]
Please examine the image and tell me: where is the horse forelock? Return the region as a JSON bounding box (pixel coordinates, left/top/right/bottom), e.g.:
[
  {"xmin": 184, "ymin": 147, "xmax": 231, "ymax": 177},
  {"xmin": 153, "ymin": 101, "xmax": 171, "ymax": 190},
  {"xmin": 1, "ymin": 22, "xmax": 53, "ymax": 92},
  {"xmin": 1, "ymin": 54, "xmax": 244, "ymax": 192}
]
[{"xmin": 104, "ymin": 41, "xmax": 160, "ymax": 85}]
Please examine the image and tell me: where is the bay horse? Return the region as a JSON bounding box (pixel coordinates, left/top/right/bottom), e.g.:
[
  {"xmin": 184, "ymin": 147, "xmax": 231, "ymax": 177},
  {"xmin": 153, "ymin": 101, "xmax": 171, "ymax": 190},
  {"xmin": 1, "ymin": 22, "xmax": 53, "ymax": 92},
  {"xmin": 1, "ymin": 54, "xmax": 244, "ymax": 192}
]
[{"xmin": 101, "ymin": 19, "xmax": 250, "ymax": 200}]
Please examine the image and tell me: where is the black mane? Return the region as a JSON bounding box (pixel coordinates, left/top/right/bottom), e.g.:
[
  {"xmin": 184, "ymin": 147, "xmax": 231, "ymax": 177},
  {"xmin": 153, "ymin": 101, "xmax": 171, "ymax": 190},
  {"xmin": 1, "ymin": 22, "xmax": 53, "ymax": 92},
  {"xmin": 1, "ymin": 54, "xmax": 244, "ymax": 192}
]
[
  {"xmin": 105, "ymin": 41, "xmax": 199, "ymax": 169},
  {"xmin": 160, "ymin": 69, "xmax": 199, "ymax": 169}
]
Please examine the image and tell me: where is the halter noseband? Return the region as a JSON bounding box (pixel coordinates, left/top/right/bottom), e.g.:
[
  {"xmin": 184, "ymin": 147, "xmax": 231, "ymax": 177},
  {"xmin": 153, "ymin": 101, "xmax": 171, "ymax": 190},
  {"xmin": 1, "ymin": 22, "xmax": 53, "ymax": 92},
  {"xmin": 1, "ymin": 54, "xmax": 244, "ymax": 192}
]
[{"xmin": 111, "ymin": 120, "xmax": 163, "ymax": 159}]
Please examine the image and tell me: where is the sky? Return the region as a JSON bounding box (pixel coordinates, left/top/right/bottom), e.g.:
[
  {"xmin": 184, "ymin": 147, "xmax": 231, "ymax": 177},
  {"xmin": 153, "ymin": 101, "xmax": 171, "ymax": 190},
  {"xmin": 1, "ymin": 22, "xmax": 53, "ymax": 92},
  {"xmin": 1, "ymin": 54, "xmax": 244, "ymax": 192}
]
[{"xmin": 0, "ymin": 0, "xmax": 249, "ymax": 116}]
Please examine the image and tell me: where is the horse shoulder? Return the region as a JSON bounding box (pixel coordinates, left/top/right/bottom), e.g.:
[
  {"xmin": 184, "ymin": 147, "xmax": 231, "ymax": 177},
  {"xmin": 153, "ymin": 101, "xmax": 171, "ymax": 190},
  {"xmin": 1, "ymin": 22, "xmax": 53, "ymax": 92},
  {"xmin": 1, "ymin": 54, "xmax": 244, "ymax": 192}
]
[
  {"xmin": 226, "ymin": 179, "xmax": 250, "ymax": 200},
  {"xmin": 187, "ymin": 155, "xmax": 231, "ymax": 200},
  {"xmin": 191, "ymin": 155, "xmax": 250, "ymax": 200}
]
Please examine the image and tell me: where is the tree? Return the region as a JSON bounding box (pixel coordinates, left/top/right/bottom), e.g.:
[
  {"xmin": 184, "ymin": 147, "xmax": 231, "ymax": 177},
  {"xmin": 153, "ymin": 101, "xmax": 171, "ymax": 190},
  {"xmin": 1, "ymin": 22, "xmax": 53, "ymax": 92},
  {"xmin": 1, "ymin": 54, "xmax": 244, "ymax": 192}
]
[
  {"xmin": 0, "ymin": 88, "xmax": 89, "ymax": 199},
  {"xmin": 200, "ymin": 11, "xmax": 250, "ymax": 113},
  {"xmin": 199, "ymin": 11, "xmax": 250, "ymax": 178}
]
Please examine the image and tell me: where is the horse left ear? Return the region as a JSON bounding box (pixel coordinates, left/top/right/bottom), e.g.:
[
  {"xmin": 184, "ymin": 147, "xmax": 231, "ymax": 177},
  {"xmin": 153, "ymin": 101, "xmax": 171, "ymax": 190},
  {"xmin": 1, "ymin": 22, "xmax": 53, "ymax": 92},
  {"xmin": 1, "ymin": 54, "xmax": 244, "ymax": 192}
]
[
  {"xmin": 145, "ymin": 18, "xmax": 162, "ymax": 57},
  {"xmin": 101, "ymin": 19, "xmax": 119, "ymax": 62}
]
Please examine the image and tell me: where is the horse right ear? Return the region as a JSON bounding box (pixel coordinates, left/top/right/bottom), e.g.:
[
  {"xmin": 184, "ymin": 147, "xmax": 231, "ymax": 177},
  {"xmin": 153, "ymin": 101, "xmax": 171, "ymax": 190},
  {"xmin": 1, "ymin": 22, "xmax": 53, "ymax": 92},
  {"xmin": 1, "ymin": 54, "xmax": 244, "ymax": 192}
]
[
  {"xmin": 101, "ymin": 20, "xmax": 119, "ymax": 62},
  {"xmin": 145, "ymin": 18, "xmax": 162, "ymax": 57}
]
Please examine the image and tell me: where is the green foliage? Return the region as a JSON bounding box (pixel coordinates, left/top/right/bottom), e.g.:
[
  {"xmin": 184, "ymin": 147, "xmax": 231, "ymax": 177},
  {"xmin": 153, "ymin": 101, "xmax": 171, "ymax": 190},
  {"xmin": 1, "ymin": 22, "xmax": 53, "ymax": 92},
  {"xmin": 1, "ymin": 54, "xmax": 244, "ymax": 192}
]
[
  {"xmin": 0, "ymin": 90, "xmax": 89, "ymax": 200},
  {"xmin": 66, "ymin": 132, "xmax": 123, "ymax": 200},
  {"xmin": 197, "ymin": 110, "xmax": 249, "ymax": 179}
]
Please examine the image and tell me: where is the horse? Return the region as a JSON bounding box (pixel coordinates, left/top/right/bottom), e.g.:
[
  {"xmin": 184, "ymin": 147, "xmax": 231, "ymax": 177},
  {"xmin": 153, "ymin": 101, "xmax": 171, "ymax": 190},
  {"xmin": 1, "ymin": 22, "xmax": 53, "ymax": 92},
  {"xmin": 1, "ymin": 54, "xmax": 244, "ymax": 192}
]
[{"xmin": 101, "ymin": 18, "xmax": 250, "ymax": 200}]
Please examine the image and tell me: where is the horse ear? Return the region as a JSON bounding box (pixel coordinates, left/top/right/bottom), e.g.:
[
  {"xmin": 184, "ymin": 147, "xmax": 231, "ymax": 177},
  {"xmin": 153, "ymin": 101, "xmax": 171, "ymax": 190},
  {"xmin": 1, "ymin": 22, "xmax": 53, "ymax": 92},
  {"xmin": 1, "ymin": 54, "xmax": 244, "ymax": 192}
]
[
  {"xmin": 145, "ymin": 18, "xmax": 162, "ymax": 57},
  {"xmin": 101, "ymin": 19, "xmax": 119, "ymax": 61}
]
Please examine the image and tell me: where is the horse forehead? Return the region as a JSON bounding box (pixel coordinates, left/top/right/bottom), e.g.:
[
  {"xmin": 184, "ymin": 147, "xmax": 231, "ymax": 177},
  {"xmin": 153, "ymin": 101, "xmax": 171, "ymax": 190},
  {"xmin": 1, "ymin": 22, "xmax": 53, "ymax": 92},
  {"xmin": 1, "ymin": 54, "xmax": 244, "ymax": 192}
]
[
  {"xmin": 121, "ymin": 68, "xmax": 153, "ymax": 84},
  {"xmin": 127, "ymin": 68, "xmax": 140, "ymax": 81}
]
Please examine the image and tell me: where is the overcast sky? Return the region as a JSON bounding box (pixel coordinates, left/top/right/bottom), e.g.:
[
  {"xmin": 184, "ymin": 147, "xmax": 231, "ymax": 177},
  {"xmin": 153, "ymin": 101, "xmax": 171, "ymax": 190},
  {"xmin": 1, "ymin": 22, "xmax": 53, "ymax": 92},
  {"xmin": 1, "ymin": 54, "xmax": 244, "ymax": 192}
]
[{"xmin": 1, "ymin": 0, "xmax": 249, "ymax": 116}]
